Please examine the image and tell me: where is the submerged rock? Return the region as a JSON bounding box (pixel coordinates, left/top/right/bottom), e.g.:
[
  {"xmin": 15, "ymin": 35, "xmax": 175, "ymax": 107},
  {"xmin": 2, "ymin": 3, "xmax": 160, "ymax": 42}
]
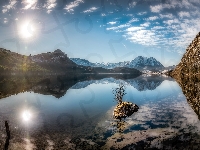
[{"xmin": 113, "ymin": 102, "xmax": 139, "ymax": 120}]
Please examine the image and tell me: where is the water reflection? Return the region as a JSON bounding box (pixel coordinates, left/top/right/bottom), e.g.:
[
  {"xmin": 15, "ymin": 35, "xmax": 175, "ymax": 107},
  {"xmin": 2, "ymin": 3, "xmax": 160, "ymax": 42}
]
[
  {"xmin": 0, "ymin": 74, "xmax": 168, "ymax": 99},
  {"xmin": 22, "ymin": 110, "xmax": 32, "ymax": 122},
  {"xmin": 0, "ymin": 74, "xmax": 200, "ymax": 149},
  {"xmin": 174, "ymin": 74, "xmax": 200, "ymax": 119}
]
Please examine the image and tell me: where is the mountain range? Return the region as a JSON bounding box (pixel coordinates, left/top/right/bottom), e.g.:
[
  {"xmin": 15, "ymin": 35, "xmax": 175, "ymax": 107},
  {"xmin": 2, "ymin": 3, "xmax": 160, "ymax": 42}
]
[
  {"xmin": 70, "ymin": 56, "xmax": 164, "ymax": 71},
  {"xmin": 0, "ymin": 48, "xmax": 141, "ymax": 76}
]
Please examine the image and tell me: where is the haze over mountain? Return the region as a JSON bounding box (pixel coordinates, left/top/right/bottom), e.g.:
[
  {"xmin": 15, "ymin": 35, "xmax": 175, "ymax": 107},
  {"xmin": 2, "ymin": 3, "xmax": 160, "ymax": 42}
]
[{"xmin": 70, "ymin": 56, "xmax": 164, "ymax": 71}]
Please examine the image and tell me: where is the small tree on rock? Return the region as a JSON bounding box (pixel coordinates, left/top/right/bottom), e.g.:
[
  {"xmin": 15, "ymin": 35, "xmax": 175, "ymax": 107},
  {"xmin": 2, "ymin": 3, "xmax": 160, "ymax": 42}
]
[{"xmin": 113, "ymin": 84, "xmax": 126, "ymax": 104}]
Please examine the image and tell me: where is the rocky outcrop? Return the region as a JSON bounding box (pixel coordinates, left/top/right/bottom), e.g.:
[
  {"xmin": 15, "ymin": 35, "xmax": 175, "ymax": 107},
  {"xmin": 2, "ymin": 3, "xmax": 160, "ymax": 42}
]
[
  {"xmin": 113, "ymin": 102, "xmax": 139, "ymax": 120},
  {"xmin": 171, "ymin": 32, "xmax": 200, "ymax": 119},
  {"xmin": 172, "ymin": 32, "xmax": 200, "ymax": 78}
]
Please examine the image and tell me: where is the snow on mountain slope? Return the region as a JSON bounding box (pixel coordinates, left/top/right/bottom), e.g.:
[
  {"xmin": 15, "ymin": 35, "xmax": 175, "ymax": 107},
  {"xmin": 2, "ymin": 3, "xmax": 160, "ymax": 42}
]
[{"xmin": 70, "ymin": 56, "xmax": 164, "ymax": 70}]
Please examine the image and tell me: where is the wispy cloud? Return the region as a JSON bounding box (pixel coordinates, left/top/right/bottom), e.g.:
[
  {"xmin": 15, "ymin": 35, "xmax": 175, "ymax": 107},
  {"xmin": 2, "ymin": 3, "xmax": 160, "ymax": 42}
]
[
  {"xmin": 65, "ymin": 0, "xmax": 84, "ymax": 13},
  {"xmin": 106, "ymin": 24, "xmax": 130, "ymax": 31},
  {"xmin": 159, "ymin": 13, "xmax": 174, "ymax": 19},
  {"xmin": 46, "ymin": 0, "xmax": 57, "ymax": 13},
  {"xmin": 107, "ymin": 21, "xmax": 117, "ymax": 25},
  {"xmin": 150, "ymin": 4, "xmax": 163, "ymax": 13},
  {"xmin": 129, "ymin": 2, "xmax": 137, "ymax": 8},
  {"xmin": 83, "ymin": 7, "xmax": 98, "ymax": 13},
  {"xmin": 140, "ymin": 22, "xmax": 150, "ymax": 27},
  {"xmin": 137, "ymin": 11, "xmax": 147, "ymax": 15},
  {"xmin": 163, "ymin": 19, "xmax": 180, "ymax": 25},
  {"xmin": 145, "ymin": 16, "xmax": 159, "ymax": 21},
  {"xmin": 129, "ymin": 18, "xmax": 139, "ymax": 23},
  {"xmin": 126, "ymin": 27, "xmax": 144, "ymax": 32},
  {"xmin": 22, "ymin": 0, "xmax": 38, "ymax": 10},
  {"xmin": 150, "ymin": 0, "xmax": 198, "ymax": 13},
  {"xmin": 178, "ymin": 11, "xmax": 190, "ymax": 18},
  {"xmin": 2, "ymin": 0, "xmax": 17, "ymax": 13},
  {"xmin": 125, "ymin": 29, "xmax": 160, "ymax": 46}
]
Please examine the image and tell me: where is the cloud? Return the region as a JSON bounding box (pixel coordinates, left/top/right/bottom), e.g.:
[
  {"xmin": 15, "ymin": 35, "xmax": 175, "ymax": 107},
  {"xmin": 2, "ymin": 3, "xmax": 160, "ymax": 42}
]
[
  {"xmin": 129, "ymin": 2, "xmax": 137, "ymax": 8},
  {"xmin": 65, "ymin": 0, "xmax": 84, "ymax": 13},
  {"xmin": 151, "ymin": 26, "xmax": 164, "ymax": 30},
  {"xmin": 137, "ymin": 11, "xmax": 147, "ymax": 15},
  {"xmin": 178, "ymin": 11, "xmax": 190, "ymax": 18},
  {"xmin": 45, "ymin": 0, "xmax": 57, "ymax": 13},
  {"xmin": 150, "ymin": 0, "xmax": 198, "ymax": 13},
  {"xmin": 126, "ymin": 27, "xmax": 144, "ymax": 32},
  {"xmin": 2, "ymin": 0, "xmax": 17, "ymax": 13},
  {"xmin": 129, "ymin": 18, "xmax": 139, "ymax": 23},
  {"xmin": 22, "ymin": 0, "xmax": 38, "ymax": 10},
  {"xmin": 107, "ymin": 21, "xmax": 117, "ymax": 25},
  {"xmin": 150, "ymin": 4, "xmax": 163, "ymax": 13},
  {"xmin": 140, "ymin": 22, "xmax": 150, "ymax": 27},
  {"xmin": 145, "ymin": 16, "xmax": 159, "ymax": 21},
  {"xmin": 83, "ymin": 7, "xmax": 98, "ymax": 13},
  {"xmin": 163, "ymin": 19, "xmax": 180, "ymax": 25},
  {"xmin": 106, "ymin": 24, "xmax": 130, "ymax": 31},
  {"xmin": 125, "ymin": 29, "xmax": 160, "ymax": 46},
  {"xmin": 159, "ymin": 13, "xmax": 174, "ymax": 19}
]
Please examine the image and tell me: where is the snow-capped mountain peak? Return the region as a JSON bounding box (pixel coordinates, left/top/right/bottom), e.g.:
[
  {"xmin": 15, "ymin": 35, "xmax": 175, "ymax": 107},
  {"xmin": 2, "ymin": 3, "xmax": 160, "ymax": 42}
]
[{"xmin": 70, "ymin": 56, "xmax": 164, "ymax": 70}]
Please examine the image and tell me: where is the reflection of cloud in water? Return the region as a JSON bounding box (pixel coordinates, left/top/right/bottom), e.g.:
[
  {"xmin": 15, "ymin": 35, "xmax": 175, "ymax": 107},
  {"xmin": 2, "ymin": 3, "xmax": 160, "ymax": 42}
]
[{"xmin": 100, "ymin": 93, "xmax": 200, "ymax": 149}]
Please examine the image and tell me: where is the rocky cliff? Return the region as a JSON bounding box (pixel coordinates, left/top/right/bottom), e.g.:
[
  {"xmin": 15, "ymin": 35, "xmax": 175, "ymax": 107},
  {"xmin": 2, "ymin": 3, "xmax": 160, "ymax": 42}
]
[
  {"xmin": 172, "ymin": 32, "xmax": 200, "ymax": 78},
  {"xmin": 171, "ymin": 32, "xmax": 200, "ymax": 119}
]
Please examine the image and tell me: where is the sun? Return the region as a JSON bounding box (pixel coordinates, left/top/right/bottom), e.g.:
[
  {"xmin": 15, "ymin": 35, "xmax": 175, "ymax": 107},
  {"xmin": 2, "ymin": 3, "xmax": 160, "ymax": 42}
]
[{"xmin": 20, "ymin": 21, "xmax": 35, "ymax": 38}]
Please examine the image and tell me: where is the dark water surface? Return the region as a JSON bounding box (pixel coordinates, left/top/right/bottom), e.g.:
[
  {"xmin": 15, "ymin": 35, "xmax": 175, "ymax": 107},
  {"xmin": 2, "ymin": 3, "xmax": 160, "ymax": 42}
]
[{"xmin": 0, "ymin": 74, "xmax": 200, "ymax": 149}]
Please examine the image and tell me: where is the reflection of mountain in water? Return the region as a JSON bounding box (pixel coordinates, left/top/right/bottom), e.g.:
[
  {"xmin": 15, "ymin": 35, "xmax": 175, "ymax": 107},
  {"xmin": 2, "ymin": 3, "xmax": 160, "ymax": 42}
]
[
  {"xmin": 126, "ymin": 76, "xmax": 164, "ymax": 91},
  {"xmin": 0, "ymin": 74, "xmax": 172, "ymax": 99},
  {"xmin": 0, "ymin": 74, "xmax": 90, "ymax": 99},
  {"xmin": 71, "ymin": 75, "xmax": 171, "ymax": 91}
]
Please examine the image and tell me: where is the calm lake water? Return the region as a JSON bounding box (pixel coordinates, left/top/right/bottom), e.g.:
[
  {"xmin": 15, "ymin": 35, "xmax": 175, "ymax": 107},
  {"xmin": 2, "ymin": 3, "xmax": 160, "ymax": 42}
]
[{"xmin": 0, "ymin": 75, "xmax": 200, "ymax": 149}]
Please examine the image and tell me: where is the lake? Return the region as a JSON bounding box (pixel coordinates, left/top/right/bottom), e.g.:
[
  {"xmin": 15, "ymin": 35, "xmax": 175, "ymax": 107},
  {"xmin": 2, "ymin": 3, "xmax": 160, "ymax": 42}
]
[{"xmin": 0, "ymin": 74, "xmax": 200, "ymax": 149}]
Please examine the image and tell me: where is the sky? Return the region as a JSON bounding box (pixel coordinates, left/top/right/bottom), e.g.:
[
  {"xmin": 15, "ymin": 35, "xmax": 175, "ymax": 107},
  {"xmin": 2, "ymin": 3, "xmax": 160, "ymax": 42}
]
[{"xmin": 0, "ymin": 0, "xmax": 200, "ymax": 67}]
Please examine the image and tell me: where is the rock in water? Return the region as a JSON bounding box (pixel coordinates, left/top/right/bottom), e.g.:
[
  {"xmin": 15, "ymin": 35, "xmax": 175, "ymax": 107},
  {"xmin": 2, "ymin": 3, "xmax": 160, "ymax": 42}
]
[{"xmin": 113, "ymin": 102, "xmax": 139, "ymax": 120}]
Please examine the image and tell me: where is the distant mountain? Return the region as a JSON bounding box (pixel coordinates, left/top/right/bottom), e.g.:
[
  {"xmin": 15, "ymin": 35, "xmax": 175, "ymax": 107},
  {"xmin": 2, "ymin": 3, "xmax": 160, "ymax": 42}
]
[
  {"xmin": 0, "ymin": 48, "xmax": 78, "ymax": 73},
  {"xmin": 0, "ymin": 48, "xmax": 142, "ymax": 76},
  {"xmin": 129, "ymin": 56, "xmax": 164, "ymax": 70},
  {"xmin": 70, "ymin": 58, "xmax": 95, "ymax": 67},
  {"xmin": 70, "ymin": 56, "xmax": 164, "ymax": 71}
]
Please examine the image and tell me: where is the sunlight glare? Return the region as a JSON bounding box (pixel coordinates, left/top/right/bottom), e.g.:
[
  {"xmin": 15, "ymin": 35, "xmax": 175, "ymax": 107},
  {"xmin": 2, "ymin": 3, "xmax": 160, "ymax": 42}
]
[
  {"xmin": 22, "ymin": 110, "xmax": 32, "ymax": 121},
  {"xmin": 20, "ymin": 21, "xmax": 35, "ymax": 38}
]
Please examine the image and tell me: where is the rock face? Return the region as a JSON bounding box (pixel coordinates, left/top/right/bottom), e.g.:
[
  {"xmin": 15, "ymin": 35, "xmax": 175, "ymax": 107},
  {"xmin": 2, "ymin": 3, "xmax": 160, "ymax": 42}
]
[
  {"xmin": 172, "ymin": 32, "xmax": 200, "ymax": 78},
  {"xmin": 171, "ymin": 32, "xmax": 200, "ymax": 119},
  {"xmin": 113, "ymin": 102, "xmax": 139, "ymax": 120}
]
